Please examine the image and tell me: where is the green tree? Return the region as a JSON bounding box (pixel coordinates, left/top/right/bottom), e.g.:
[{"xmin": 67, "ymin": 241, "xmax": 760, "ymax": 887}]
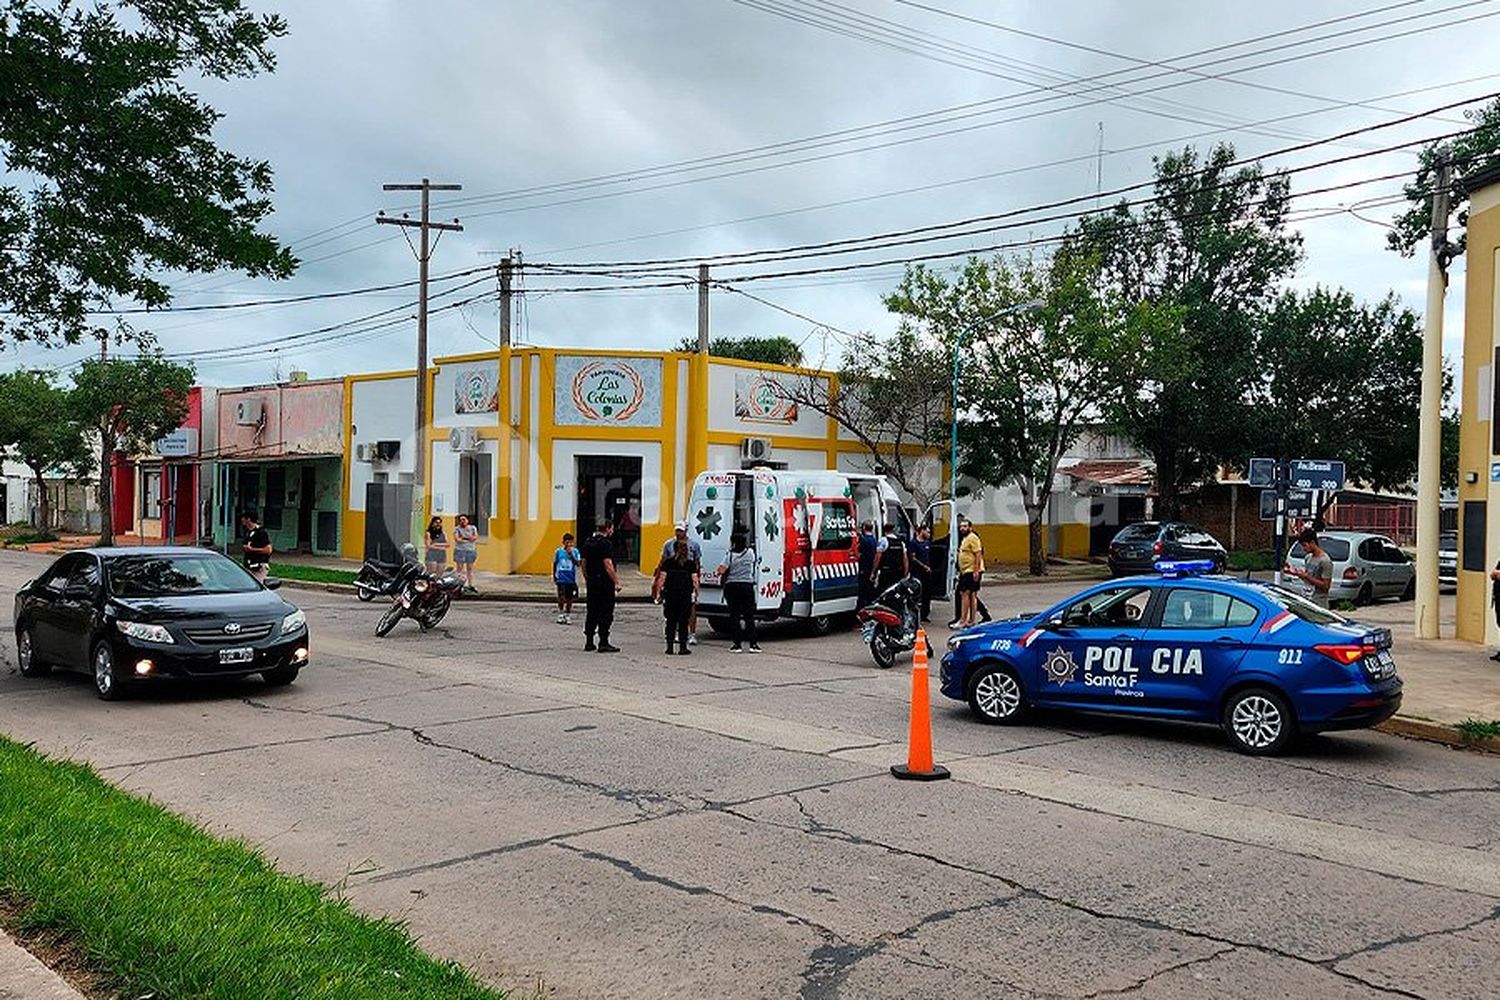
[
  {"xmin": 1441, "ymin": 407, "xmax": 1460, "ymax": 492},
  {"xmin": 887, "ymin": 250, "xmax": 1175, "ymax": 575},
  {"xmin": 675, "ymin": 335, "xmax": 805, "ymax": 367},
  {"xmin": 0, "ymin": 370, "xmax": 90, "ymax": 529},
  {"xmin": 0, "ymin": 0, "xmax": 296, "ymax": 346},
  {"xmin": 1246, "ymin": 288, "xmax": 1429, "ymax": 505},
  {"xmin": 71, "ymin": 354, "xmax": 194, "ymax": 544},
  {"xmin": 1075, "ymin": 144, "xmax": 1303, "ymax": 516},
  {"xmin": 1388, "ymin": 98, "xmax": 1500, "ymax": 261}
]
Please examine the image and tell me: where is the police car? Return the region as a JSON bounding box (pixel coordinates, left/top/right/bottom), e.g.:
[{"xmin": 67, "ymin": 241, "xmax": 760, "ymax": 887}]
[{"xmin": 939, "ymin": 561, "xmax": 1402, "ymax": 755}]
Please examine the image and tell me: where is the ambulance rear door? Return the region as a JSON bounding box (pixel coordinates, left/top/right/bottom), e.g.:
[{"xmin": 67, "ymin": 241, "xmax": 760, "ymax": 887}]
[{"xmin": 752, "ymin": 470, "xmax": 785, "ymax": 613}]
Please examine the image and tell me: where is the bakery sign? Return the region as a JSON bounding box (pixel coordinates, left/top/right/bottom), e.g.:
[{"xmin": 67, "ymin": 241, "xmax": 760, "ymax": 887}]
[
  {"xmin": 453, "ymin": 364, "xmax": 499, "ymax": 414},
  {"xmin": 554, "ymin": 355, "xmax": 663, "ymax": 427},
  {"xmin": 734, "ymin": 371, "xmax": 799, "ymax": 424}
]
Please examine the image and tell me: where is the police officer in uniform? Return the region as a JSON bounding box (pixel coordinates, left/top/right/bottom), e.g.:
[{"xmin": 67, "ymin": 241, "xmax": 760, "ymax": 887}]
[{"xmin": 581, "ymin": 521, "xmax": 622, "ymax": 653}]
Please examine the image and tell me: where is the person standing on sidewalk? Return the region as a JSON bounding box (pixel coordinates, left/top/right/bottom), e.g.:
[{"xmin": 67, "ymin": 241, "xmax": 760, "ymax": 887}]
[
  {"xmin": 654, "ymin": 539, "xmax": 699, "ymax": 655},
  {"xmin": 423, "ymin": 516, "xmax": 449, "ymax": 576},
  {"xmin": 662, "ymin": 521, "xmax": 703, "ymax": 646},
  {"xmin": 1285, "ymin": 528, "xmax": 1333, "ymax": 609},
  {"xmin": 857, "ymin": 521, "xmax": 878, "ymax": 608},
  {"xmin": 910, "ymin": 524, "xmax": 934, "ymax": 623},
  {"xmin": 717, "ymin": 531, "xmax": 762, "ymax": 653},
  {"xmin": 553, "ymin": 532, "xmax": 581, "ymax": 624},
  {"xmin": 581, "ymin": 522, "xmax": 621, "ymax": 653},
  {"xmin": 240, "ymin": 513, "xmax": 272, "ymax": 583},
  {"xmin": 453, "ymin": 514, "xmax": 479, "ymax": 593},
  {"xmin": 956, "ymin": 518, "xmax": 985, "ymax": 627}
]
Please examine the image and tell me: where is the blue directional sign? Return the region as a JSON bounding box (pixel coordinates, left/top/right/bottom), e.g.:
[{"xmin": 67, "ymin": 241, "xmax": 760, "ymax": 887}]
[
  {"xmin": 1260, "ymin": 489, "xmax": 1314, "ymax": 520},
  {"xmin": 1248, "ymin": 458, "xmax": 1277, "ymax": 488},
  {"xmin": 1288, "ymin": 459, "xmax": 1345, "ymax": 492}
]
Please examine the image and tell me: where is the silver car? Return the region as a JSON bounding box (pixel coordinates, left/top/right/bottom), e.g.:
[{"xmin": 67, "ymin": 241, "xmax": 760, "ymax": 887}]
[
  {"xmin": 1438, "ymin": 531, "xmax": 1457, "ymax": 592},
  {"xmin": 1288, "ymin": 530, "xmax": 1415, "ymax": 606}
]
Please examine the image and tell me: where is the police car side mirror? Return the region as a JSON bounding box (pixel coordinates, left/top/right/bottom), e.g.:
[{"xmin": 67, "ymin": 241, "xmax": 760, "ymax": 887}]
[{"xmin": 1043, "ymin": 615, "xmax": 1066, "ymax": 631}]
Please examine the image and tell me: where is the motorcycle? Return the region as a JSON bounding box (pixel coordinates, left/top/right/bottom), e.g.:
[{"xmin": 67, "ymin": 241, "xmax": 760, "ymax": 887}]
[
  {"xmin": 856, "ymin": 576, "xmax": 929, "ymax": 669},
  {"xmin": 375, "ymin": 561, "xmax": 464, "ymax": 637},
  {"xmin": 353, "ymin": 558, "xmax": 403, "ymax": 603}
]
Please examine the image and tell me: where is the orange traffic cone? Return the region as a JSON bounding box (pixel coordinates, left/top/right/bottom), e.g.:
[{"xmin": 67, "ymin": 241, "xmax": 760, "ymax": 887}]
[{"xmin": 891, "ymin": 628, "xmax": 950, "ymax": 781}]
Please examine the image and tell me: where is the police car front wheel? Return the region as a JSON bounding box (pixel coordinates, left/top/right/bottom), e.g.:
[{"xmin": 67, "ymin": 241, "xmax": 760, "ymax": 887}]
[
  {"xmin": 967, "ymin": 664, "xmax": 1026, "ymax": 725},
  {"xmin": 1221, "ymin": 687, "xmax": 1296, "ymax": 756}
]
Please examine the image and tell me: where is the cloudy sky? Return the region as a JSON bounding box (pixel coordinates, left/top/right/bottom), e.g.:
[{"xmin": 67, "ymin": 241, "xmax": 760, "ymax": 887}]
[{"xmin": 17, "ymin": 0, "xmax": 1500, "ymax": 391}]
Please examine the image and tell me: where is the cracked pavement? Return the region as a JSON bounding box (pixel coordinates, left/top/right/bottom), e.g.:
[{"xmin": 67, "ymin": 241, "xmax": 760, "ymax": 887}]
[{"xmin": 1, "ymin": 551, "xmax": 1499, "ymax": 998}]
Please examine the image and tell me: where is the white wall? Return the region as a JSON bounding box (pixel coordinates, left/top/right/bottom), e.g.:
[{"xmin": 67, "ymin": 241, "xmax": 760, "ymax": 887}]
[
  {"xmin": 433, "ymin": 359, "xmax": 502, "ymax": 429},
  {"xmin": 549, "ymin": 439, "xmax": 662, "ymax": 524},
  {"xmin": 706, "ymin": 363, "xmax": 829, "ymax": 438},
  {"xmin": 429, "ymin": 438, "xmax": 500, "ymax": 517},
  {"xmin": 349, "ymin": 376, "xmax": 416, "ymax": 512}
]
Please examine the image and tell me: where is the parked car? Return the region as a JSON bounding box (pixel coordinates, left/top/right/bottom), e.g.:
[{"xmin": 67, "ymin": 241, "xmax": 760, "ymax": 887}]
[
  {"xmin": 1287, "ymin": 530, "xmax": 1414, "ymax": 606},
  {"xmin": 1107, "ymin": 522, "xmax": 1227, "ymax": 577},
  {"xmin": 1438, "ymin": 531, "xmax": 1457, "ymax": 592},
  {"xmin": 13, "ymin": 547, "xmax": 310, "ymax": 700}
]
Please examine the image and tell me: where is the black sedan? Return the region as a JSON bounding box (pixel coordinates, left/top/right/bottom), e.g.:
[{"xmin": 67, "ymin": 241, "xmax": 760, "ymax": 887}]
[
  {"xmin": 1107, "ymin": 521, "xmax": 1228, "ymax": 576},
  {"xmin": 13, "ymin": 547, "xmax": 309, "ymax": 700}
]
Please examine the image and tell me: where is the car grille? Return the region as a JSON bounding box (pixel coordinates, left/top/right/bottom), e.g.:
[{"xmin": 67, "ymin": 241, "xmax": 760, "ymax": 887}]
[{"xmin": 181, "ymin": 622, "xmax": 275, "ymax": 644}]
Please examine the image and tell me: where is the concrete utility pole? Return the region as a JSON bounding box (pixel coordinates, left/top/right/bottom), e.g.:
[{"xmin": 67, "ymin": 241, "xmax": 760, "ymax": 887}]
[
  {"xmin": 1415, "ymin": 149, "xmax": 1452, "ymax": 640},
  {"xmin": 377, "ymin": 179, "xmax": 463, "ymax": 549},
  {"xmin": 697, "ymin": 263, "xmax": 710, "ymax": 353},
  {"xmin": 498, "ymin": 253, "xmax": 514, "ymax": 348}
]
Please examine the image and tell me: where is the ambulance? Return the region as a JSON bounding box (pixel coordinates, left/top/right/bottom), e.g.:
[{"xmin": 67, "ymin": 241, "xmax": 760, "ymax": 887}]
[{"xmin": 685, "ymin": 468, "xmax": 957, "ymax": 634}]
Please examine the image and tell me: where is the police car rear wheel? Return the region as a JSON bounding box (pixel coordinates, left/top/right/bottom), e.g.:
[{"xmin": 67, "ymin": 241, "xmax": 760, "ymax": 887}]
[
  {"xmin": 967, "ymin": 664, "xmax": 1025, "ymax": 725},
  {"xmin": 1222, "ymin": 687, "xmax": 1294, "ymax": 755}
]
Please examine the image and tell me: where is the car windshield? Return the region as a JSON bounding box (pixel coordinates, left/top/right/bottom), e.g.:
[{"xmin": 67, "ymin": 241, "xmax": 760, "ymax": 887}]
[
  {"xmin": 1257, "ymin": 584, "xmax": 1346, "ymax": 626},
  {"xmin": 1288, "ymin": 537, "xmax": 1350, "ymax": 561},
  {"xmin": 1439, "ymin": 532, "xmax": 1457, "ymax": 552},
  {"xmin": 107, "ymin": 554, "xmax": 260, "ymax": 598},
  {"xmin": 1115, "ymin": 523, "xmax": 1159, "ymax": 541}
]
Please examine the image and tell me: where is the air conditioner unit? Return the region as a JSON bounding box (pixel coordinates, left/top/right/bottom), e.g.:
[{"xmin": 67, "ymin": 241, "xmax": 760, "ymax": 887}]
[
  {"xmin": 741, "ymin": 437, "xmax": 774, "ymax": 463},
  {"xmin": 374, "ymin": 440, "xmax": 401, "ymax": 463},
  {"xmin": 234, "ymin": 399, "xmax": 264, "ymax": 426},
  {"xmin": 448, "ymin": 427, "xmax": 480, "ymax": 453},
  {"xmin": 354, "ymin": 443, "xmax": 374, "ymax": 463}
]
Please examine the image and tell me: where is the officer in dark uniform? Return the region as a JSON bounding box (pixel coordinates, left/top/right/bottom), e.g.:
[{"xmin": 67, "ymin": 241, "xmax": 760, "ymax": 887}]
[{"xmin": 581, "ymin": 521, "xmax": 621, "ymax": 653}]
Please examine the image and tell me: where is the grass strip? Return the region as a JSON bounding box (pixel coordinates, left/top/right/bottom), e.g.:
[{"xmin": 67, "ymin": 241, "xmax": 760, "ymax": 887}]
[
  {"xmin": 0, "ymin": 736, "xmax": 506, "ymax": 1000},
  {"xmin": 269, "ymin": 562, "xmax": 358, "ymax": 585}
]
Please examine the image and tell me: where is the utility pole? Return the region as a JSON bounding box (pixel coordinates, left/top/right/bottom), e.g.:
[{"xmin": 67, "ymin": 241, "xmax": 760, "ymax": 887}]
[
  {"xmin": 498, "ymin": 253, "xmax": 514, "ymax": 348},
  {"xmin": 697, "ymin": 263, "xmax": 710, "ymax": 353},
  {"xmin": 377, "ymin": 179, "xmax": 463, "ymax": 550},
  {"xmin": 1415, "ymin": 150, "xmax": 1452, "ymax": 640}
]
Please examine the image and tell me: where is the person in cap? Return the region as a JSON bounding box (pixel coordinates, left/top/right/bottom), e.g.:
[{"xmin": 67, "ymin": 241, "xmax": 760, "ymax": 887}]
[{"xmin": 662, "ymin": 520, "xmax": 703, "ymax": 645}]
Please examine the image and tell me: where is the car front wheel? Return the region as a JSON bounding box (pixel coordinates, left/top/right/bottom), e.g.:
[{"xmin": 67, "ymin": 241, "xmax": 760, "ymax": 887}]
[
  {"xmin": 16, "ymin": 625, "xmax": 49, "ymax": 677},
  {"xmin": 1221, "ymin": 687, "xmax": 1295, "ymax": 755},
  {"xmin": 93, "ymin": 642, "xmax": 124, "ymax": 701},
  {"xmin": 966, "ymin": 663, "xmax": 1026, "ymax": 724},
  {"xmin": 262, "ymin": 665, "xmax": 300, "ymax": 687}
]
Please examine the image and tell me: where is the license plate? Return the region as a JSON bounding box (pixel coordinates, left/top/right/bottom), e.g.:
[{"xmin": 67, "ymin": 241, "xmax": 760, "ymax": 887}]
[{"xmin": 219, "ymin": 647, "xmax": 254, "ymax": 665}]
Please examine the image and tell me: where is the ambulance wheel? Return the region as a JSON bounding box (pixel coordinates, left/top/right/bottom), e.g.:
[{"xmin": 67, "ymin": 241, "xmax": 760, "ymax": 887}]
[
  {"xmin": 966, "ymin": 663, "xmax": 1026, "ymax": 725},
  {"xmin": 1221, "ymin": 686, "xmax": 1296, "ymax": 756},
  {"xmin": 806, "ymin": 614, "xmax": 836, "ymax": 637},
  {"xmin": 706, "ymin": 616, "xmax": 732, "ymax": 636}
]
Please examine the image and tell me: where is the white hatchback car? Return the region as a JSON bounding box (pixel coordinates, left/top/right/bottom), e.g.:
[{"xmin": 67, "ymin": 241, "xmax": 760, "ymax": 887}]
[{"xmin": 1288, "ymin": 531, "xmax": 1415, "ymax": 606}]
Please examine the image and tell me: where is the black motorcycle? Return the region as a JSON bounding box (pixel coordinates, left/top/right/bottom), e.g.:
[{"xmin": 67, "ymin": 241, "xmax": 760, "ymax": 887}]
[
  {"xmin": 856, "ymin": 576, "xmax": 930, "ymax": 669},
  {"xmin": 353, "ymin": 558, "xmax": 403, "ymax": 603},
  {"xmin": 375, "ymin": 561, "xmax": 463, "ymax": 637}
]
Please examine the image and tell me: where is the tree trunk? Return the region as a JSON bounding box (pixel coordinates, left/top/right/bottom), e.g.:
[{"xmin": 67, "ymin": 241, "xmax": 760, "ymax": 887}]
[
  {"xmin": 98, "ymin": 430, "xmax": 114, "ymax": 546},
  {"xmin": 1026, "ymin": 510, "xmax": 1046, "ymax": 576},
  {"xmin": 31, "ymin": 468, "xmax": 49, "ymax": 532},
  {"xmin": 1154, "ymin": 448, "xmax": 1180, "ymax": 521}
]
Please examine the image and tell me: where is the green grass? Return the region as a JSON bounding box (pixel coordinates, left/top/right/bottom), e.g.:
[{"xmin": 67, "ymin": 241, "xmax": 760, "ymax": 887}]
[
  {"xmin": 0, "ymin": 528, "xmax": 58, "ymax": 546},
  {"xmin": 0, "ymin": 737, "xmax": 507, "ymax": 1000},
  {"xmin": 269, "ymin": 563, "xmax": 358, "ymax": 585},
  {"xmin": 1456, "ymin": 718, "xmax": 1500, "ymax": 740},
  {"xmin": 1226, "ymin": 549, "xmax": 1276, "ymax": 572}
]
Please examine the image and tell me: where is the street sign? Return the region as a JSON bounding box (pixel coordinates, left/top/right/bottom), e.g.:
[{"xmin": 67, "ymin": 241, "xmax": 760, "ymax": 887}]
[
  {"xmin": 1247, "ymin": 458, "xmax": 1277, "ymax": 488},
  {"xmin": 154, "ymin": 428, "xmax": 199, "ymax": 458},
  {"xmin": 1288, "ymin": 459, "xmax": 1345, "ymax": 492},
  {"xmin": 1259, "ymin": 489, "xmax": 1313, "ymax": 520}
]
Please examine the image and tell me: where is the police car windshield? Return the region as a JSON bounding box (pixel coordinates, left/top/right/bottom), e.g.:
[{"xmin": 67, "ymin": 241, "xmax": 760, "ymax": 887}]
[{"xmin": 1257, "ymin": 584, "xmax": 1346, "ymax": 626}]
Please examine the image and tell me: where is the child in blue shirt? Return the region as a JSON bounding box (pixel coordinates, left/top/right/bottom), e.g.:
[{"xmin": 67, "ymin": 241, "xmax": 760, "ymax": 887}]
[{"xmin": 554, "ymin": 533, "xmax": 581, "ymax": 624}]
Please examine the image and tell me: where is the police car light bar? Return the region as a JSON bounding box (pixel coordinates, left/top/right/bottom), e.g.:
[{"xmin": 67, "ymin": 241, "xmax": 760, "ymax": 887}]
[{"xmin": 1153, "ymin": 559, "xmax": 1218, "ymax": 577}]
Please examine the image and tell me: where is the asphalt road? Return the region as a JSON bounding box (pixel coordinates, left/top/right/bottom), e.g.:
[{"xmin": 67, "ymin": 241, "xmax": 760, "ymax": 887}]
[{"xmin": 1, "ymin": 549, "xmax": 1498, "ymax": 1000}]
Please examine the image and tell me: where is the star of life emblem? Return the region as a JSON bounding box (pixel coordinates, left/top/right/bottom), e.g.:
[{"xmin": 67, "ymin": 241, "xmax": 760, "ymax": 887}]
[{"xmin": 1043, "ymin": 647, "xmax": 1079, "ymax": 686}]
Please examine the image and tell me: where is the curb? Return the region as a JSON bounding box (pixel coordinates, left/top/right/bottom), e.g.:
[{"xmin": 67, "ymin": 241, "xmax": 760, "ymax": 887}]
[
  {"xmin": 275, "ymin": 578, "xmax": 659, "ymax": 604},
  {"xmin": 1378, "ymin": 716, "xmax": 1500, "ymax": 755}
]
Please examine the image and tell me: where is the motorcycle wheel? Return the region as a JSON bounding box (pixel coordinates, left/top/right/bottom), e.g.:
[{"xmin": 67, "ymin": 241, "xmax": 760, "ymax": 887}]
[
  {"xmin": 355, "ymin": 586, "xmax": 376, "ymax": 603},
  {"xmin": 375, "ymin": 603, "xmax": 404, "ymax": 638},
  {"xmin": 870, "ymin": 631, "xmax": 897, "ymax": 669},
  {"xmin": 418, "ymin": 593, "xmax": 452, "ymax": 631}
]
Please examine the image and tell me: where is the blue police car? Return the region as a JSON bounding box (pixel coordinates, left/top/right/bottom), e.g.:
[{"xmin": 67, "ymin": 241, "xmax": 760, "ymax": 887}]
[{"xmin": 939, "ymin": 562, "xmax": 1402, "ymax": 755}]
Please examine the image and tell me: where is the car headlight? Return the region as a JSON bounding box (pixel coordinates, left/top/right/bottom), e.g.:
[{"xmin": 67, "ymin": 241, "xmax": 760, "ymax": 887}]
[
  {"xmin": 947, "ymin": 632, "xmax": 980, "ymax": 651},
  {"xmin": 116, "ymin": 621, "xmax": 174, "ymax": 645},
  {"xmin": 281, "ymin": 609, "xmax": 306, "ymax": 635}
]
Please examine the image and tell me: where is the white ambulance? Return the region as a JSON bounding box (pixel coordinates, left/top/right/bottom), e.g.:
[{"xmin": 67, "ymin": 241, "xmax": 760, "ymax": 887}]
[{"xmin": 684, "ymin": 468, "xmax": 956, "ymax": 634}]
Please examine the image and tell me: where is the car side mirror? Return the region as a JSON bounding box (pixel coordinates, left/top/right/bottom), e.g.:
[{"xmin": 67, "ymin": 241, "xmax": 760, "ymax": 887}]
[
  {"xmin": 1043, "ymin": 615, "xmax": 1066, "ymax": 631},
  {"xmin": 263, "ymin": 577, "xmax": 283, "ymax": 591}
]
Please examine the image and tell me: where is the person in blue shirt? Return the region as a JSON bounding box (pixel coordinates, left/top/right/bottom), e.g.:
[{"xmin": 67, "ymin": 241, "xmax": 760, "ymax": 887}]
[{"xmin": 553, "ymin": 532, "xmax": 581, "ymax": 625}]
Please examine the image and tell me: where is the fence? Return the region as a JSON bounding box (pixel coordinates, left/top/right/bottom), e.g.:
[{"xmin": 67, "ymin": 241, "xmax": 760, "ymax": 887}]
[{"xmin": 1329, "ymin": 503, "xmax": 1416, "ymax": 546}]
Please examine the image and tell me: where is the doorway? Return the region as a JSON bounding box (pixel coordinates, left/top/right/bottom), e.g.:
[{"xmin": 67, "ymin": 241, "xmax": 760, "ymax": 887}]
[
  {"xmin": 297, "ymin": 466, "xmax": 315, "ymax": 552},
  {"xmin": 576, "ymin": 455, "xmax": 643, "ymax": 565},
  {"xmin": 458, "ymin": 452, "xmax": 493, "ymax": 536}
]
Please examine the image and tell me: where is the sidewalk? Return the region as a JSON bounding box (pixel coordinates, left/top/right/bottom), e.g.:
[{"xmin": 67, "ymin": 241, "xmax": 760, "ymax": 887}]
[{"xmin": 0, "ymin": 931, "xmax": 85, "ymax": 1000}]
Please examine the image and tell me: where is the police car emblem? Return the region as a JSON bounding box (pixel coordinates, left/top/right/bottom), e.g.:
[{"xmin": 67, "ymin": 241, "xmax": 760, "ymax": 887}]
[{"xmin": 1043, "ymin": 647, "xmax": 1078, "ymax": 686}]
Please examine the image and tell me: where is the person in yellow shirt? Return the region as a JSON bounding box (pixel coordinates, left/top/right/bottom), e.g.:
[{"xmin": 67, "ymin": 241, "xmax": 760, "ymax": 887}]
[{"xmin": 956, "ymin": 518, "xmax": 985, "ymax": 627}]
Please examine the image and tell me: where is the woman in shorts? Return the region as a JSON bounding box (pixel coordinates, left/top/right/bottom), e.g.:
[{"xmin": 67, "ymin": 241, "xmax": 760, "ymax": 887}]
[
  {"xmin": 453, "ymin": 514, "xmax": 479, "ymax": 592},
  {"xmin": 424, "ymin": 515, "xmax": 449, "ymax": 575}
]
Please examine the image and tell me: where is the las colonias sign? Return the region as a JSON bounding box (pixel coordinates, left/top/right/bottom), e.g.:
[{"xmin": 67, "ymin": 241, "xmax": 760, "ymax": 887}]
[{"xmin": 553, "ymin": 356, "xmax": 664, "ymax": 427}]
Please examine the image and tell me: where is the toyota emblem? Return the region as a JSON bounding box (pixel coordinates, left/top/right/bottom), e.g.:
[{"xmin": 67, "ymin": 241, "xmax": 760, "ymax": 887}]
[{"xmin": 223, "ymin": 623, "xmax": 242, "ymax": 635}]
